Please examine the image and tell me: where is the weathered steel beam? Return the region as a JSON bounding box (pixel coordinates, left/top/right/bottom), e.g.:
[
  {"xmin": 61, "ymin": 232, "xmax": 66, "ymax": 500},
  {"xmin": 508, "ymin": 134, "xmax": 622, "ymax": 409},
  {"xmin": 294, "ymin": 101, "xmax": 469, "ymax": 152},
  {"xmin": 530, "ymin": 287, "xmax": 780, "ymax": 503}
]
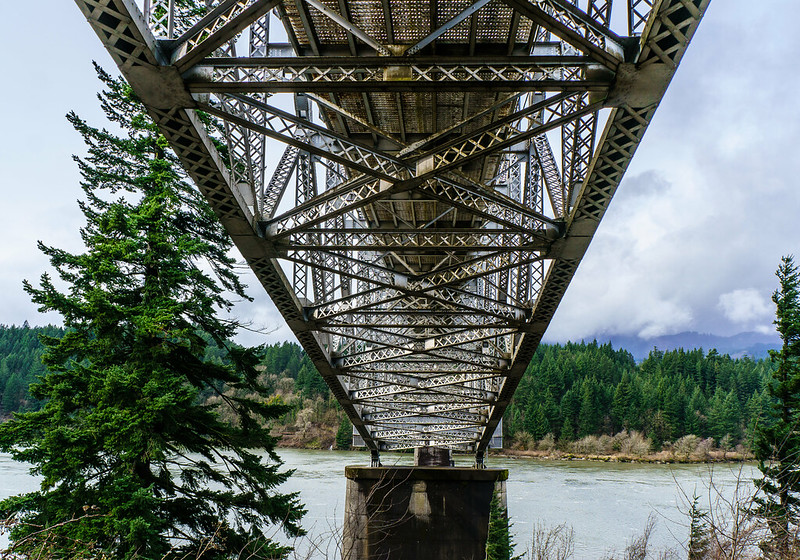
[
  {"xmin": 405, "ymin": 0, "xmax": 494, "ymax": 55},
  {"xmin": 501, "ymin": 0, "xmax": 625, "ymax": 69},
  {"xmin": 304, "ymin": 0, "xmax": 391, "ymax": 55},
  {"xmin": 272, "ymin": 230, "xmax": 551, "ymax": 252},
  {"xmin": 190, "ymin": 80, "xmax": 609, "ymax": 94},
  {"xmin": 187, "ymin": 56, "xmax": 610, "ymax": 93}
]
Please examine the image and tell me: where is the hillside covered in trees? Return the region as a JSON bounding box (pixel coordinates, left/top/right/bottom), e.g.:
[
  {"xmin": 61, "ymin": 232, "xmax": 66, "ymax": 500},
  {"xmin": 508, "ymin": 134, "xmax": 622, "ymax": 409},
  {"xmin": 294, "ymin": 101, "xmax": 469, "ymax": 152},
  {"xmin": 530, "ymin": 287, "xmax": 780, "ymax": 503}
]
[
  {"xmin": 505, "ymin": 341, "xmax": 773, "ymax": 451},
  {"xmin": 0, "ymin": 325, "xmax": 347, "ymax": 448},
  {"xmin": 0, "ymin": 324, "xmax": 775, "ymax": 453},
  {"xmin": 0, "ymin": 323, "xmax": 62, "ymax": 415}
]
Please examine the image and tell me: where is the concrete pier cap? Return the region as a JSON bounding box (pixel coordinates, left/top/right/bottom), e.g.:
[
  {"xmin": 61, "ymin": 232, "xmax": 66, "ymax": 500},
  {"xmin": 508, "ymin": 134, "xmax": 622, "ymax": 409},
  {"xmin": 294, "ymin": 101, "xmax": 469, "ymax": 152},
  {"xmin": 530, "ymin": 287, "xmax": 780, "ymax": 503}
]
[{"xmin": 342, "ymin": 447, "xmax": 508, "ymax": 560}]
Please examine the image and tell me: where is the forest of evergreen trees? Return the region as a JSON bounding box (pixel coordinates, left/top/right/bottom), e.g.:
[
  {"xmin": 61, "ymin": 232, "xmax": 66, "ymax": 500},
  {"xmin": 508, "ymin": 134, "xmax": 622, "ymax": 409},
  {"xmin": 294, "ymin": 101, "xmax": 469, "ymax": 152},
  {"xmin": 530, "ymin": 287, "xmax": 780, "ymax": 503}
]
[
  {"xmin": 0, "ymin": 324, "xmax": 775, "ymax": 450},
  {"xmin": 0, "ymin": 325, "xmax": 328, "ymax": 413},
  {"xmin": 505, "ymin": 341, "xmax": 773, "ymax": 448},
  {"xmin": 0, "ymin": 323, "xmax": 61, "ymax": 415}
]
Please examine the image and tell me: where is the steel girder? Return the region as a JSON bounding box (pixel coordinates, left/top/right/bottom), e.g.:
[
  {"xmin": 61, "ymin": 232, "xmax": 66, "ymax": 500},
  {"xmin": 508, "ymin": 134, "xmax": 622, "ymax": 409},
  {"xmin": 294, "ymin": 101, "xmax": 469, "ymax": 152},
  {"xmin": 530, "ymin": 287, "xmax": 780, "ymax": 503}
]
[{"xmin": 74, "ymin": 0, "xmax": 710, "ymax": 461}]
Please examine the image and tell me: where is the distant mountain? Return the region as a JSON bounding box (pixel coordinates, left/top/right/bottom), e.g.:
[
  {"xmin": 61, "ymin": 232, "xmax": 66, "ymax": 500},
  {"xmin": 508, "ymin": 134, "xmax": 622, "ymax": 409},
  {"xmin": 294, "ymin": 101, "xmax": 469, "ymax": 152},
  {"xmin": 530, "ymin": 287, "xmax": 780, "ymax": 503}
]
[{"xmin": 578, "ymin": 331, "xmax": 781, "ymax": 362}]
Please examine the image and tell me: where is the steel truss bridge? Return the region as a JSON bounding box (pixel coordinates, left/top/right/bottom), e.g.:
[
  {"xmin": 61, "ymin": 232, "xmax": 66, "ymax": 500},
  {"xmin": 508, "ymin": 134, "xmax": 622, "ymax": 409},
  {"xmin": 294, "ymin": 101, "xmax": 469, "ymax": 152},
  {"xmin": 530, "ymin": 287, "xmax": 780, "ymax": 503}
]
[{"xmin": 75, "ymin": 0, "xmax": 709, "ymax": 465}]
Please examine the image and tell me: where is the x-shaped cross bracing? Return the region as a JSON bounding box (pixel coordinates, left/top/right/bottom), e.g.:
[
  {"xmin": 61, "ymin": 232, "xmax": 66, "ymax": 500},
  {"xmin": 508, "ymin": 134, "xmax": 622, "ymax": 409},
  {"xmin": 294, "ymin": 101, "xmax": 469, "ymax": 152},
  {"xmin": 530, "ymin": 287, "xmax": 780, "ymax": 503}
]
[{"xmin": 75, "ymin": 0, "xmax": 711, "ymax": 459}]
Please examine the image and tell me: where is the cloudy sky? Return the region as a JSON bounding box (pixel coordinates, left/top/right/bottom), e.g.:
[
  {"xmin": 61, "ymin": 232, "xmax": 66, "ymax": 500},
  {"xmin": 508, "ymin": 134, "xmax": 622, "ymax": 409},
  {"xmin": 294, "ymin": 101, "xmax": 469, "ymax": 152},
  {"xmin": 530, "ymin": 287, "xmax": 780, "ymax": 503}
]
[{"xmin": 1, "ymin": 1, "xmax": 797, "ymax": 346}]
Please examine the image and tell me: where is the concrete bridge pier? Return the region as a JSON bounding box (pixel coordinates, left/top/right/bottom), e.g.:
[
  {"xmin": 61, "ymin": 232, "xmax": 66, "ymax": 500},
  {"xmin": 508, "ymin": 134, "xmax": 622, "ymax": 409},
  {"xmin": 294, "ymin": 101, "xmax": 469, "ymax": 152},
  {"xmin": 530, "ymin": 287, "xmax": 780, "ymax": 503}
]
[{"xmin": 342, "ymin": 447, "xmax": 508, "ymax": 560}]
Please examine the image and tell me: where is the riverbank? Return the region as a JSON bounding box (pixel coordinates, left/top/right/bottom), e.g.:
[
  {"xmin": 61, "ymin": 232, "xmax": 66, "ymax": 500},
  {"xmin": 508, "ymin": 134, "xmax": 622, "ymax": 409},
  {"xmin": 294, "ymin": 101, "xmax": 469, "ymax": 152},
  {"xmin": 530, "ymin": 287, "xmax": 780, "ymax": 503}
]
[
  {"xmin": 490, "ymin": 447, "xmax": 751, "ymax": 464},
  {"xmin": 274, "ymin": 425, "xmax": 754, "ymax": 464},
  {"xmin": 272, "ymin": 440, "xmax": 752, "ymax": 464}
]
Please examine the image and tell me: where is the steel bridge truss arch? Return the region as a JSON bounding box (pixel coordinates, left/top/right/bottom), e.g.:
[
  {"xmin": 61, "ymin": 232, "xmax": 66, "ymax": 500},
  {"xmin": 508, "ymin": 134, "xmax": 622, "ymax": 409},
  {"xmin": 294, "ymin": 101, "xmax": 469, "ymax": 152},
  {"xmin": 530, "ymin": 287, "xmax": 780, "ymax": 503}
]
[{"xmin": 76, "ymin": 0, "xmax": 711, "ymax": 460}]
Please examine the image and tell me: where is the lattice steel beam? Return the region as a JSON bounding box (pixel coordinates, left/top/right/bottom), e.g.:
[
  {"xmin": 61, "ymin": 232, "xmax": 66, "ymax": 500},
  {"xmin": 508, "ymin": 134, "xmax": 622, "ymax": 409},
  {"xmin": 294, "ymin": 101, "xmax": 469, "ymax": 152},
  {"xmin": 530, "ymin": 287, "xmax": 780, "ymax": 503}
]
[
  {"xmin": 501, "ymin": 0, "xmax": 625, "ymax": 69},
  {"xmin": 188, "ymin": 56, "xmax": 607, "ymax": 93},
  {"xmin": 73, "ymin": 0, "xmax": 381, "ymax": 453},
  {"xmin": 272, "ymin": 230, "xmax": 551, "ymax": 252},
  {"xmin": 75, "ymin": 0, "xmax": 711, "ymax": 459},
  {"xmin": 169, "ymin": 0, "xmax": 282, "ymax": 72},
  {"xmin": 474, "ymin": 0, "xmax": 712, "ymax": 455}
]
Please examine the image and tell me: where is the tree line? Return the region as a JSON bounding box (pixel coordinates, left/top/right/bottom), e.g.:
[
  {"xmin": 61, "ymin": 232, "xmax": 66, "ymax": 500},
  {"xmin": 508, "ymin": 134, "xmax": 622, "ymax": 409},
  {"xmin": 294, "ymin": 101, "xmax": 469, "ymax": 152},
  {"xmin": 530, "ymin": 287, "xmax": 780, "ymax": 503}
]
[
  {"xmin": 0, "ymin": 322, "xmax": 61, "ymax": 416},
  {"xmin": 2, "ymin": 321, "xmax": 775, "ymax": 452},
  {"xmin": 506, "ymin": 341, "xmax": 774, "ymax": 449}
]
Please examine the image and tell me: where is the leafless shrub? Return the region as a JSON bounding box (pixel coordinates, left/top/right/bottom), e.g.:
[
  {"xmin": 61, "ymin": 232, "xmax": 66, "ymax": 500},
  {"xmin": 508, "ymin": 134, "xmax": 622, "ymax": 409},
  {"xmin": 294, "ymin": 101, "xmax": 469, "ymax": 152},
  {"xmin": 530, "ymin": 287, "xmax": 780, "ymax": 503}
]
[
  {"xmin": 1, "ymin": 515, "xmax": 287, "ymax": 560},
  {"xmin": 623, "ymin": 514, "xmax": 656, "ymax": 560},
  {"xmin": 618, "ymin": 431, "xmax": 652, "ymax": 457},
  {"xmin": 514, "ymin": 431, "xmax": 535, "ymax": 451},
  {"xmin": 275, "ymin": 376, "xmax": 295, "ymax": 395},
  {"xmin": 674, "ymin": 465, "xmax": 764, "ymax": 560},
  {"xmin": 537, "ymin": 433, "xmax": 557, "ymax": 453},
  {"xmin": 602, "ymin": 515, "xmax": 658, "ymax": 560},
  {"xmin": 570, "ymin": 436, "xmax": 600, "ymax": 455},
  {"xmin": 734, "ymin": 444, "xmax": 749, "ymax": 458},
  {"xmin": 597, "ymin": 435, "xmax": 614, "ymax": 454},
  {"xmin": 675, "ymin": 435, "xmax": 702, "ymax": 460},
  {"xmin": 694, "ymin": 438, "xmax": 714, "ymax": 461},
  {"xmin": 527, "ymin": 521, "xmax": 575, "ymax": 560}
]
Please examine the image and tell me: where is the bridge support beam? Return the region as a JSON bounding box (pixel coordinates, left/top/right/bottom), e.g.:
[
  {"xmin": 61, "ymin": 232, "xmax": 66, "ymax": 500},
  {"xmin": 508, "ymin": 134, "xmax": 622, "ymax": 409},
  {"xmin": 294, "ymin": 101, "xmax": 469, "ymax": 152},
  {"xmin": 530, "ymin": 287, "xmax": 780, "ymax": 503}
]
[{"xmin": 342, "ymin": 458, "xmax": 508, "ymax": 560}]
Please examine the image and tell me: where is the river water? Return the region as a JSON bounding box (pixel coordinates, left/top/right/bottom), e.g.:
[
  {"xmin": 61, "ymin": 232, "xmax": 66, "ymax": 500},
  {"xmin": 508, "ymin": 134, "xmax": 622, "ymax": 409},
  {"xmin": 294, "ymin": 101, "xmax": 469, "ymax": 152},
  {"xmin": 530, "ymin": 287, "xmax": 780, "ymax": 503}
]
[{"xmin": 0, "ymin": 449, "xmax": 757, "ymax": 559}]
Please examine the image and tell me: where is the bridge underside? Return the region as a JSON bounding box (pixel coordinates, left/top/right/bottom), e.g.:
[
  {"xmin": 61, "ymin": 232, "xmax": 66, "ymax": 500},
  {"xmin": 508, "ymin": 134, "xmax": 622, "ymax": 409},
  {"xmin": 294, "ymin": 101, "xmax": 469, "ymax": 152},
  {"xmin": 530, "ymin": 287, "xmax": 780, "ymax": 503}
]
[{"xmin": 75, "ymin": 0, "xmax": 709, "ymax": 462}]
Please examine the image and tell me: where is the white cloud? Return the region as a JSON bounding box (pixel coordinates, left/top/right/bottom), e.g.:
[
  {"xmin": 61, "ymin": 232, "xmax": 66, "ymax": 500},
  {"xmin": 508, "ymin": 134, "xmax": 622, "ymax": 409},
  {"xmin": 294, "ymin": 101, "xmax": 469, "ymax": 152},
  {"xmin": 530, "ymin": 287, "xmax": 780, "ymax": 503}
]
[
  {"xmin": 545, "ymin": 0, "xmax": 800, "ymax": 342},
  {"xmin": 754, "ymin": 324, "xmax": 774, "ymax": 335},
  {"xmin": 717, "ymin": 289, "xmax": 772, "ymax": 325}
]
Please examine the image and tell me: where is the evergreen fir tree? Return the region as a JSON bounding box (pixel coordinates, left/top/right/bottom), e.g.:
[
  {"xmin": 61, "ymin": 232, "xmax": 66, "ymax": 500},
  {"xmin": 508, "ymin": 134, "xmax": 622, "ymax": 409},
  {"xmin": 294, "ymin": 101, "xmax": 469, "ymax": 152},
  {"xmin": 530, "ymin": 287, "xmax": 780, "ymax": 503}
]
[
  {"xmin": 577, "ymin": 377, "xmax": 602, "ymax": 436},
  {"xmin": 541, "ymin": 389, "xmax": 560, "ymax": 436},
  {"xmin": 524, "ymin": 402, "xmax": 550, "ymax": 441},
  {"xmin": 753, "ymin": 255, "xmax": 800, "ymax": 558},
  {"xmin": 559, "ymin": 388, "xmax": 579, "ymax": 441},
  {"xmin": 687, "ymin": 494, "xmax": 710, "ymax": 560},
  {"xmin": 505, "ymin": 403, "xmax": 522, "ymax": 439},
  {"xmin": 707, "ymin": 387, "xmax": 728, "ymax": 441},
  {"xmin": 336, "ymin": 416, "xmax": 353, "ymax": 450},
  {"xmin": 0, "ymin": 68, "xmax": 304, "ymax": 559},
  {"xmin": 611, "ymin": 372, "xmax": 633, "ymax": 431},
  {"xmin": 485, "ymin": 492, "xmax": 516, "ymax": 560},
  {"xmin": 686, "ymin": 386, "xmax": 708, "ymax": 437}
]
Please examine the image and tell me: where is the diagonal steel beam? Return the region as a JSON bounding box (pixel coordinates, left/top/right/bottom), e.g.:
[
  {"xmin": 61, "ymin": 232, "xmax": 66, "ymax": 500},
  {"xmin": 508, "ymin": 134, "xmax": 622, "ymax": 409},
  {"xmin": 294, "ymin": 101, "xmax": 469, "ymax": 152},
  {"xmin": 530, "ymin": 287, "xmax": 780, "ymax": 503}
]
[
  {"xmin": 304, "ymin": 0, "xmax": 391, "ymax": 55},
  {"xmin": 405, "ymin": 0, "xmax": 494, "ymax": 55},
  {"xmin": 170, "ymin": 0, "xmax": 282, "ymax": 73},
  {"xmin": 198, "ymin": 95, "xmax": 410, "ymax": 182},
  {"xmin": 262, "ymin": 145, "xmax": 299, "ymax": 219},
  {"xmin": 501, "ymin": 0, "xmax": 624, "ymax": 69},
  {"xmin": 413, "ymin": 92, "xmax": 600, "ymax": 176},
  {"xmin": 73, "ymin": 0, "xmax": 382, "ymax": 454},
  {"xmin": 474, "ymin": 0, "xmax": 712, "ymax": 456}
]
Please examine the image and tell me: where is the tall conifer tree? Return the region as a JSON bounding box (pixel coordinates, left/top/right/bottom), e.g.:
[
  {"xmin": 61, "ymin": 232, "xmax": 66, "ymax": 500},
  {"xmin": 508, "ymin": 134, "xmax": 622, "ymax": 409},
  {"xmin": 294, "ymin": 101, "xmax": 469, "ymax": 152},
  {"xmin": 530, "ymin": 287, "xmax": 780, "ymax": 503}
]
[
  {"xmin": 753, "ymin": 255, "xmax": 800, "ymax": 558},
  {"xmin": 0, "ymin": 68, "xmax": 304, "ymax": 559}
]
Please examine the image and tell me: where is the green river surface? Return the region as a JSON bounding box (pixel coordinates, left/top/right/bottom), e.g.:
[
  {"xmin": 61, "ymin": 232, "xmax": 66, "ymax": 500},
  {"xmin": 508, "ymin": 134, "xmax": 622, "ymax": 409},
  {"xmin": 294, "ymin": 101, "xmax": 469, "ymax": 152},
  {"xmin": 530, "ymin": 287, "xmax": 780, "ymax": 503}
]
[{"xmin": 0, "ymin": 448, "xmax": 757, "ymax": 559}]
